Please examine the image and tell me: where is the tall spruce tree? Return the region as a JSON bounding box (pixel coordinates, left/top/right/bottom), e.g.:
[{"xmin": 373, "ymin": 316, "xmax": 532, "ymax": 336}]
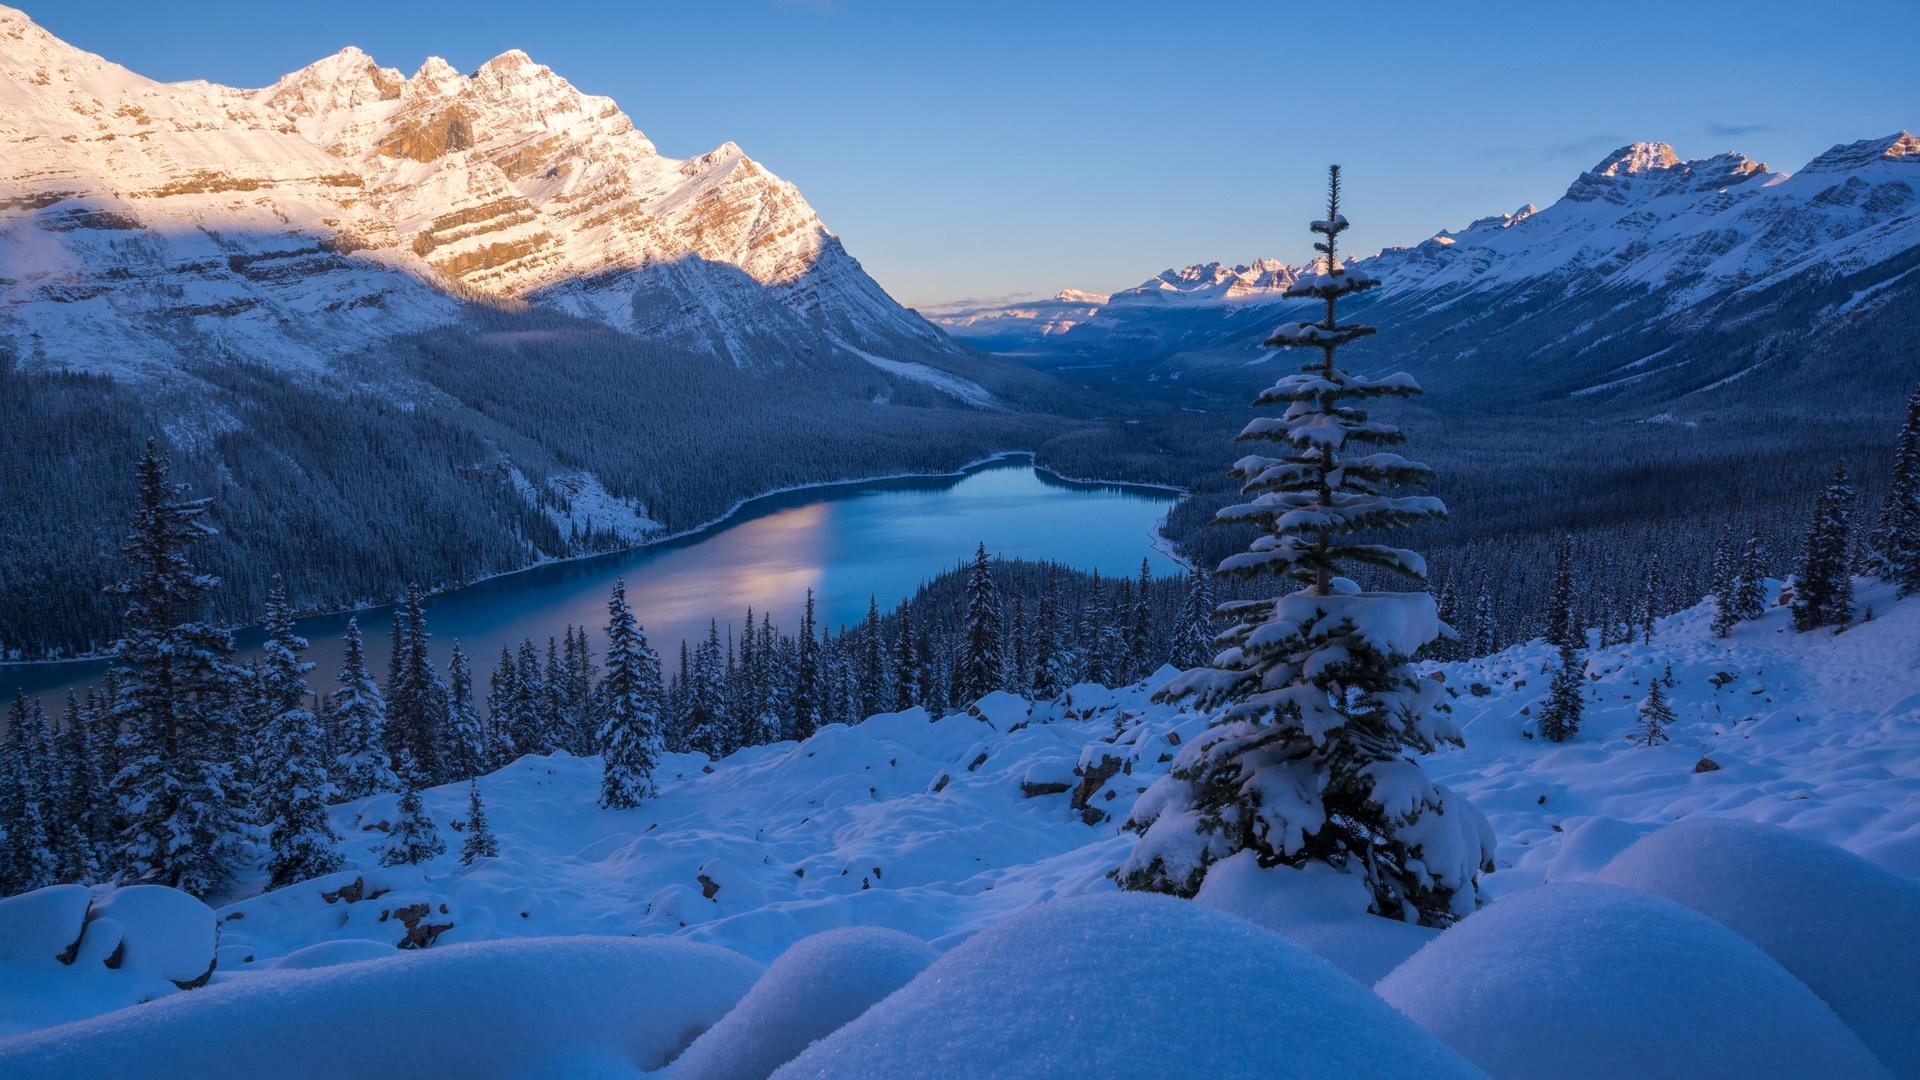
[
  {"xmin": 1712, "ymin": 536, "xmax": 1770, "ymax": 637},
  {"xmin": 444, "ymin": 643, "xmax": 488, "ymax": 782},
  {"xmin": 1872, "ymin": 382, "xmax": 1920, "ymax": 597},
  {"xmin": 332, "ymin": 618, "xmax": 399, "ymax": 799},
  {"xmin": 892, "ymin": 603, "xmax": 920, "ymax": 711},
  {"xmin": 1127, "ymin": 558, "xmax": 1155, "ymax": 680},
  {"xmin": 1792, "ymin": 461, "xmax": 1857, "ymax": 632},
  {"xmin": 1538, "ymin": 638, "xmax": 1585, "ymax": 743},
  {"xmin": 510, "ymin": 639, "xmax": 548, "ymax": 756},
  {"xmin": 108, "ymin": 442, "xmax": 248, "ymax": 898},
  {"xmin": 790, "ymin": 591, "xmax": 820, "ymax": 740},
  {"xmin": 487, "ymin": 645, "xmax": 521, "ymax": 765},
  {"xmin": 598, "ymin": 579, "xmax": 664, "ymax": 809},
  {"xmin": 1, "ymin": 693, "xmax": 54, "ymax": 895},
  {"xmin": 54, "ymin": 690, "xmax": 105, "ymax": 883},
  {"xmin": 256, "ymin": 578, "xmax": 343, "ymax": 889},
  {"xmin": 859, "ymin": 597, "xmax": 887, "ymax": 720},
  {"xmin": 1172, "ymin": 569, "xmax": 1215, "ymax": 669},
  {"xmin": 389, "ymin": 585, "xmax": 448, "ymax": 783},
  {"xmin": 956, "ymin": 544, "xmax": 1004, "ymax": 704},
  {"xmin": 1122, "ymin": 169, "xmax": 1487, "ymax": 926},
  {"xmin": 1030, "ymin": 567, "xmax": 1067, "ymax": 700}
]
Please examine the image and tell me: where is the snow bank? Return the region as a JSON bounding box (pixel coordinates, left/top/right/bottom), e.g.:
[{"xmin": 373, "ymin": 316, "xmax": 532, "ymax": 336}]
[
  {"xmin": 1375, "ymin": 883, "xmax": 1890, "ymax": 1080},
  {"xmin": 0, "ymin": 936, "xmax": 763, "ymax": 1080},
  {"xmin": 1191, "ymin": 851, "xmax": 1437, "ymax": 984},
  {"xmin": 1594, "ymin": 818, "xmax": 1920, "ymax": 1078},
  {"xmin": 771, "ymin": 892, "xmax": 1486, "ymax": 1080},
  {"xmin": 0, "ymin": 884, "xmax": 217, "ymax": 1037},
  {"xmin": 668, "ymin": 926, "xmax": 936, "ymax": 1080}
]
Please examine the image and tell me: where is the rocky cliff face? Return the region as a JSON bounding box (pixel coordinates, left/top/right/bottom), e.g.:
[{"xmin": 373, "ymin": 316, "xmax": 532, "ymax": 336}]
[{"xmin": 0, "ymin": 6, "xmax": 957, "ymax": 380}]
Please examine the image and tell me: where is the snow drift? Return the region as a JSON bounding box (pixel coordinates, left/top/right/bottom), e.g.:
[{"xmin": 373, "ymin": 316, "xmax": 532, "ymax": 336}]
[
  {"xmin": 771, "ymin": 892, "xmax": 1488, "ymax": 1080},
  {"xmin": 1594, "ymin": 818, "xmax": 1920, "ymax": 1079},
  {"xmin": 0, "ymin": 936, "xmax": 763, "ymax": 1079},
  {"xmin": 1374, "ymin": 882, "xmax": 1891, "ymax": 1080}
]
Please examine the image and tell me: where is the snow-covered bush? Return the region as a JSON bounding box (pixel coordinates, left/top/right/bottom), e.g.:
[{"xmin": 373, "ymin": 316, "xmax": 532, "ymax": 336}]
[
  {"xmin": 1594, "ymin": 818, "xmax": 1920, "ymax": 1078},
  {"xmin": 1375, "ymin": 882, "xmax": 1890, "ymax": 1080}
]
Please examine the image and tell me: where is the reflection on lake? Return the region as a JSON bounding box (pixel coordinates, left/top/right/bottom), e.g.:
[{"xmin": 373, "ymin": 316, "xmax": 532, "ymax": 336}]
[{"xmin": 7, "ymin": 456, "xmax": 1183, "ymax": 703}]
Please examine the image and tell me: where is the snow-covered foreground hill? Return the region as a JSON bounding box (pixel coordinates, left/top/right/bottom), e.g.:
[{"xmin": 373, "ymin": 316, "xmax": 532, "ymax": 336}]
[{"xmin": 4, "ymin": 582, "xmax": 1917, "ymax": 1077}]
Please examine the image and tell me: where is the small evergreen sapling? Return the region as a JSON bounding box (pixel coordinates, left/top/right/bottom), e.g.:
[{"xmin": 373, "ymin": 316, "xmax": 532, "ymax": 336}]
[
  {"xmin": 1631, "ymin": 666, "xmax": 1676, "ymax": 748},
  {"xmin": 460, "ymin": 779, "xmax": 498, "ymax": 865},
  {"xmin": 1120, "ymin": 168, "xmax": 1491, "ymax": 926},
  {"xmin": 1538, "ymin": 639, "xmax": 1586, "ymax": 743},
  {"xmin": 1792, "ymin": 461, "xmax": 1857, "ymax": 632},
  {"xmin": 379, "ymin": 780, "xmax": 446, "ymax": 866}
]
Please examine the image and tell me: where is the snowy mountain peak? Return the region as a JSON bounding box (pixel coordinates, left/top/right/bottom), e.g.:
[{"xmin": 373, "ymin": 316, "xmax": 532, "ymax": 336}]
[
  {"xmin": 0, "ymin": 8, "xmax": 957, "ymax": 377},
  {"xmin": 1800, "ymin": 130, "xmax": 1920, "ymax": 174},
  {"xmin": 1592, "ymin": 142, "xmax": 1681, "ymax": 177}
]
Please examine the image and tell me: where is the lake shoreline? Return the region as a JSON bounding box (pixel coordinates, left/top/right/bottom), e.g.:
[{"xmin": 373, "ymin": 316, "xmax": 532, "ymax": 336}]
[{"xmin": 4, "ymin": 451, "xmax": 1190, "ymax": 673}]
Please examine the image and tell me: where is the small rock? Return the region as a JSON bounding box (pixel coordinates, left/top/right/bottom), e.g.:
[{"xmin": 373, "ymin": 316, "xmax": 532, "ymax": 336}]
[
  {"xmin": 1695, "ymin": 757, "xmax": 1722, "ymax": 773},
  {"xmin": 1470, "ymin": 683, "xmax": 1491, "ymax": 697}
]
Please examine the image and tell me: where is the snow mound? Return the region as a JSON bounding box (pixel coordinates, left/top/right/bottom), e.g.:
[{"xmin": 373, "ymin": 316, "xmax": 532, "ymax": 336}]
[
  {"xmin": 1375, "ymin": 882, "xmax": 1891, "ymax": 1080},
  {"xmin": 1191, "ymin": 851, "xmax": 1437, "ymax": 984},
  {"xmin": 1594, "ymin": 818, "xmax": 1920, "ymax": 1078},
  {"xmin": 0, "ymin": 884, "xmax": 217, "ymax": 1037},
  {"xmin": 668, "ymin": 926, "xmax": 937, "ymax": 1080},
  {"xmin": 0, "ymin": 936, "xmax": 763, "ymax": 1080},
  {"xmin": 266, "ymin": 938, "xmax": 401, "ymax": 970},
  {"xmin": 770, "ymin": 892, "xmax": 1487, "ymax": 1080}
]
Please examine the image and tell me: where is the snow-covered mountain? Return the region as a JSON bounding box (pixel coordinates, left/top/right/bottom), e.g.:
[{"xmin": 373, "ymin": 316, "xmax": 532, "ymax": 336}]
[
  {"xmin": 0, "ymin": 5, "xmax": 957, "ymax": 376},
  {"xmin": 1005, "ymin": 136, "xmax": 1920, "ymax": 410}
]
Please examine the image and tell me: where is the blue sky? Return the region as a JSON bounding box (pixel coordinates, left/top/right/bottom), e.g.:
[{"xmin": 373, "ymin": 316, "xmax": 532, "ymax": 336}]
[{"xmin": 31, "ymin": 0, "xmax": 1920, "ymax": 308}]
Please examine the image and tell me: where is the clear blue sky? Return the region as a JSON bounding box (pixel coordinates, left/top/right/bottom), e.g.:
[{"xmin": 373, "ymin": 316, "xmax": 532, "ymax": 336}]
[{"xmin": 29, "ymin": 0, "xmax": 1920, "ymax": 309}]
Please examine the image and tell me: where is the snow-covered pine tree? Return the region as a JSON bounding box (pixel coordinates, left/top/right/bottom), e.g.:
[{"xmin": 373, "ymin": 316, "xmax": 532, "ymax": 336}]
[
  {"xmin": 487, "ymin": 645, "xmax": 520, "ymax": 765},
  {"xmin": 1122, "ymin": 168, "xmax": 1487, "ymax": 926},
  {"xmin": 790, "ymin": 591, "xmax": 820, "ymax": 740},
  {"xmin": 888, "ymin": 601, "xmax": 916, "ymax": 711},
  {"xmin": 444, "ymin": 643, "xmax": 488, "ymax": 782},
  {"xmin": 688, "ymin": 621, "xmax": 727, "ymax": 757},
  {"xmin": 1641, "ymin": 553, "xmax": 1660, "ymax": 644},
  {"xmin": 332, "ymin": 618, "xmax": 399, "ymax": 799},
  {"xmin": 1872, "ymin": 382, "xmax": 1920, "ymax": 597},
  {"xmin": 1172, "ymin": 569, "xmax": 1215, "ymax": 669},
  {"xmin": 1127, "ymin": 558, "xmax": 1155, "ymax": 680},
  {"xmin": 256, "ymin": 578, "xmax": 343, "ymax": 889},
  {"xmin": 1546, "ymin": 540, "xmax": 1577, "ymax": 649},
  {"xmin": 54, "ymin": 690, "xmax": 105, "ymax": 882},
  {"xmin": 1470, "ymin": 592, "xmax": 1497, "ymax": 658},
  {"xmin": 1792, "ymin": 461, "xmax": 1857, "ymax": 632},
  {"xmin": 460, "ymin": 779, "xmax": 498, "ymax": 864},
  {"xmin": 1007, "ymin": 587, "xmax": 1031, "ymax": 696},
  {"xmin": 379, "ymin": 780, "xmax": 445, "ymax": 866},
  {"xmin": 108, "ymin": 442, "xmax": 248, "ymax": 898},
  {"xmin": 1, "ymin": 693, "xmax": 54, "ymax": 895},
  {"xmin": 1537, "ymin": 636, "xmax": 1585, "ymax": 743},
  {"xmin": 598, "ymin": 579, "xmax": 664, "ymax": 809},
  {"xmin": 859, "ymin": 597, "xmax": 887, "ymax": 720},
  {"xmin": 1029, "ymin": 567, "xmax": 1066, "ymax": 700},
  {"xmin": 1630, "ymin": 665, "xmax": 1676, "ymax": 748},
  {"xmin": 956, "ymin": 544, "xmax": 1004, "ymax": 704},
  {"xmin": 1079, "ymin": 574, "xmax": 1116, "ymax": 687}
]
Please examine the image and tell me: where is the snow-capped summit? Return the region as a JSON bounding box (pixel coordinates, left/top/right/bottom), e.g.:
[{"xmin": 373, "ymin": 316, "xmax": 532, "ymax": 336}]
[
  {"xmin": 1591, "ymin": 141, "xmax": 1682, "ymax": 177},
  {"xmin": 0, "ymin": 6, "xmax": 957, "ymax": 378}
]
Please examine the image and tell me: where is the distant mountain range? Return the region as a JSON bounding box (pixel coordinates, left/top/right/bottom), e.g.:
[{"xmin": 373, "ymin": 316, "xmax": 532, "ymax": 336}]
[{"xmin": 944, "ymin": 136, "xmax": 1920, "ymax": 414}]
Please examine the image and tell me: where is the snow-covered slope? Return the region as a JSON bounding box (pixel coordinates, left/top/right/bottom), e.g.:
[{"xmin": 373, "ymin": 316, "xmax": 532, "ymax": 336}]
[
  {"xmin": 1010, "ymin": 136, "xmax": 1920, "ymax": 408},
  {"xmin": 0, "ymin": 5, "xmax": 958, "ymax": 376},
  {"xmin": 4, "ymin": 583, "xmax": 1918, "ymax": 1074}
]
